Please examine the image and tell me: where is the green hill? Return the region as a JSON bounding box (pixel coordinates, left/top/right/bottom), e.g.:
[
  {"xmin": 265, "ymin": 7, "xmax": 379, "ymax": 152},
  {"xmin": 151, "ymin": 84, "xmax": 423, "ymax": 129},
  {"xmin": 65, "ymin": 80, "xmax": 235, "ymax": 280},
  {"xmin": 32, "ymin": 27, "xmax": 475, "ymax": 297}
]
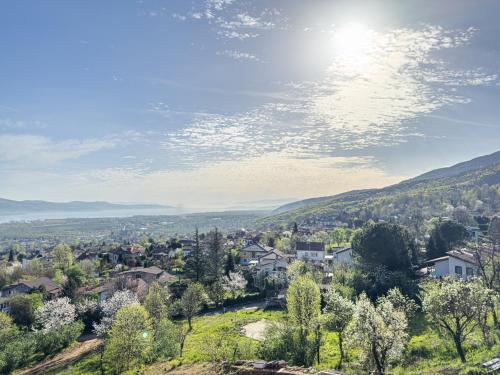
[{"xmin": 260, "ymin": 154, "xmax": 500, "ymax": 228}]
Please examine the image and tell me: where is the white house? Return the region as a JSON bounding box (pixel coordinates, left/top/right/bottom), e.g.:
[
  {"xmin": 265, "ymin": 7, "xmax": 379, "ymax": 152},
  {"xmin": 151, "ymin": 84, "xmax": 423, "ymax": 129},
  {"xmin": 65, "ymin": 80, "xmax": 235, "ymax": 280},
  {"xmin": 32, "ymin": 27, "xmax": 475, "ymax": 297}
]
[
  {"xmin": 426, "ymin": 249, "xmax": 478, "ymax": 279},
  {"xmin": 295, "ymin": 241, "xmax": 325, "ymax": 263},
  {"xmin": 253, "ymin": 249, "xmax": 291, "ymax": 276},
  {"xmin": 240, "ymin": 243, "xmax": 274, "ymax": 265}
]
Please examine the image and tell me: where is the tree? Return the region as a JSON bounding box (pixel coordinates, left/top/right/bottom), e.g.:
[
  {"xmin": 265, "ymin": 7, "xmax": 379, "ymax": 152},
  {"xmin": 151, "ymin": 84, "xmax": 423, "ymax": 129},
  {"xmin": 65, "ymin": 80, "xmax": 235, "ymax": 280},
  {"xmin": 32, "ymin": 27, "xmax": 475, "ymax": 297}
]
[
  {"xmin": 422, "ymin": 278, "xmax": 492, "ymax": 362},
  {"xmin": 352, "ymin": 223, "xmax": 415, "ymax": 273},
  {"xmin": 75, "ymin": 298, "xmax": 98, "ymax": 332},
  {"xmin": 223, "ymin": 271, "xmax": 247, "ymax": 300},
  {"xmin": 104, "ymin": 304, "xmax": 153, "ymax": 373},
  {"xmin": 0, "ymin": 312, "xmax": 16, "ymax": 342},
  {"xmin": 181, "ymin": 283, "xmax": 206, "ymax": 330},
  {"xmin": 8, "ymin": 293, "xmax": 43, "ymax": 328},
  {"xmin": 153, "ymin": 318, "xmax": 180, "ymax": 360},
  {"xmin": 206, "ymin": 228, "xmax": 224, "ymax": 283},
  {"xmin": 8, "ymin": 248, "xmax": 15, "ymax": 262},
  {"xmin": 144, "ymin": 282, "xmax": 170, "ymax": 325},
  {"xmin": 426, "ymin": 220, "xmax": 467, "ymax": 259},
  {"xmin": 224, "ymin": 251, "xmax": 235, "ymax": 276},
  {"xmin": 322, "ymin": 287, "xmax": 354, "ymax": 369},
  {"xmin": 348, "ymin": 293, "xmax": 408, "ymax": 373},
  {"xmin": 93, "ymin": 289, "xmax": 139, "ymax": 337},
  {"xmin": 34, "ymin": 297, "xmax": 76, "ymax": 333},
  {"xmin": 53, "ymin": 243, "xmax": 73, "ymax": 270},
  {"xmin": 286, "ymin": 260, "xmax": 311, "ymax": 282},
  {"xmin": 208, "ymin": 278, "xmax": 225, "ymax": 308},
  {"xmin": 286, "ymin": 275, "xmax": 321, "ymax": 366},
  {"xmin": 64, "ymin": 264, "xmax": 86, "ymax": 299},
  {"xmin": 377, "ymin": 288, "xmax": 418, "ymax": 319},
  {"xmin": 472, "ymin": 242, "xmax": 499, "ymax": 325},
  {"xmin": 184, "ymin": 228, "xmax": 205, "ymax": 282}
]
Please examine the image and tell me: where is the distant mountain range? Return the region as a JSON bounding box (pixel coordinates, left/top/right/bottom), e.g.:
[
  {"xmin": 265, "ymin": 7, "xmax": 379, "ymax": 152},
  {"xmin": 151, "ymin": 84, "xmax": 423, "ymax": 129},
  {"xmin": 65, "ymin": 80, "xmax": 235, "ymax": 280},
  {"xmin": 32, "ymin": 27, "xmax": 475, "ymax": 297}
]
[
  {"xmin": 0, "ymin": 198, "xmax": 169, "ymax": 215},
  {"xmin": 262, "ymin": 150, "xmax": 500, "ymax": 226}
]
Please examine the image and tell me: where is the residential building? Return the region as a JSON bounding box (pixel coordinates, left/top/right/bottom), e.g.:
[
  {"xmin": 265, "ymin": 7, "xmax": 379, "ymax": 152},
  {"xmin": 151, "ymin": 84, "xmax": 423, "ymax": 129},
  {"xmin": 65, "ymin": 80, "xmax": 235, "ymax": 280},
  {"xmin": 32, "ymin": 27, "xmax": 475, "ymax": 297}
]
[
  {"xmin": 426, "ymin": 249, "xmax": 478, "ymax": 279},
  {"xmin": 295, "ymin": 241, "xmax": 325, "ymax": 263},
  {"xmin": 117, "ymin": 266, "xmax": 165, "ymax": 284},
  {"xmin": 0, "ymin": 277, "xmax": 62, "ymax": 312},
  {"xmin": 240, "ymin": 243, "xmax": 273, "ymax": 265},
  {"xmin": 253, "ymin": 249, "xmax": 291, "ymax": 276}
]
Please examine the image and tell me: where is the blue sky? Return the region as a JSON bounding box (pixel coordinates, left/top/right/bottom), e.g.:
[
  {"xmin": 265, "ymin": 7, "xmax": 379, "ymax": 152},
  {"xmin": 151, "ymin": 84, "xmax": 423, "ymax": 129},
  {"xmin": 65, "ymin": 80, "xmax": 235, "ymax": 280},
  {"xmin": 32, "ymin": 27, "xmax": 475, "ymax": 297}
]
[{"xmin": 1, "ymin": 0, "xmax": 499, "ymax": 209}]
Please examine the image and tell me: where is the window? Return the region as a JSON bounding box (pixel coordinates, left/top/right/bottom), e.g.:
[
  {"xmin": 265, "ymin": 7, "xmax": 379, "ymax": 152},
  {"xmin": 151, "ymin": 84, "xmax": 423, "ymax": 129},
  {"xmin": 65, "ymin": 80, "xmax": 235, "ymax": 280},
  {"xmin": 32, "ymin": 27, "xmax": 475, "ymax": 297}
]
[
  {"xmin": 252, "ymin": 251, "xmax": 256, "ymax": 258},
  {"xmin": 312, "ymin": 252, "xmax": 317, "ymax": 257},
  {"xmin": 466, "ymin": 267, "xmax": 473, "ymax": 277},
  {"xmin": 455, "ymin": 266, "xmax": 463, "ymax": 276}
]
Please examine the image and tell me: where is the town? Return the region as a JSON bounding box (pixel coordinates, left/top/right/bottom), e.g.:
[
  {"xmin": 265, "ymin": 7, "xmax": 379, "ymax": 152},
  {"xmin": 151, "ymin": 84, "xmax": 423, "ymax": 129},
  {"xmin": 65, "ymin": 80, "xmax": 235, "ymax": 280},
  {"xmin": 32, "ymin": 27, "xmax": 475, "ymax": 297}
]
[{"xmin": 0, "ymin": 208, "xmax": 499, "ymax": 374}]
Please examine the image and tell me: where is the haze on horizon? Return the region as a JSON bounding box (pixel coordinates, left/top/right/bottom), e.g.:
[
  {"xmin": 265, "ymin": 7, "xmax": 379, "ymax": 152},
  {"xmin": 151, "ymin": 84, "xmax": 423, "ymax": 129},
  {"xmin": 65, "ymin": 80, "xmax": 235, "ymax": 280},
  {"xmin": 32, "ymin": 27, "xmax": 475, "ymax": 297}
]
[{"xmin": 1, "ymin": 0, "xmax": 500, "ymax": 210}]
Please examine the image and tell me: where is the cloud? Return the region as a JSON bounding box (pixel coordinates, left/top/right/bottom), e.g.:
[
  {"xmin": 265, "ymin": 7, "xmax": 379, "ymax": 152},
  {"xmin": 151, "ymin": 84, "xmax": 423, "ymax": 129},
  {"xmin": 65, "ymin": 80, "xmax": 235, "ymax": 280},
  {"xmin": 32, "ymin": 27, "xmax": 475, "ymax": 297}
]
[
  {"xmin": 165, "ymin": 25, "xmax": 497, "ymax": 168},
  {"xmin": 0, "ymin": 119, "xmax": 46, "ymax": 130},
  {"xmin": 217, "ymin": 49, "xmax": 260, "ymax": 61},
  {"xmin": 7, "ymin": 154, "xmax": 402, "ymax": 208},
  {"xmin": 171, "ymin": 0, "xmax": 285, "ymax": 41},
  {"xmin": 0, "ymin": 134, "xmax": 117, "ymax": 166}
]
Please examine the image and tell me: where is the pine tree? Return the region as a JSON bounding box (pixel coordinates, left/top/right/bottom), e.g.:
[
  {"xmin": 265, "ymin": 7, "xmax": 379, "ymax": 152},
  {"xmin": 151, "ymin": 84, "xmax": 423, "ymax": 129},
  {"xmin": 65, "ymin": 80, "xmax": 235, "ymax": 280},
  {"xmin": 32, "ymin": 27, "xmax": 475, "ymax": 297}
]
[
  {"xmin": 185, "ymin": 228, "xmax": 205, "ymax": 282},
  {"xmin": 206, "ymin": 228, "xmax": 224, "ymax": 283},
  {"xmin": 224, "ymin": 251, "xmax": 235, "ymax": 276}
]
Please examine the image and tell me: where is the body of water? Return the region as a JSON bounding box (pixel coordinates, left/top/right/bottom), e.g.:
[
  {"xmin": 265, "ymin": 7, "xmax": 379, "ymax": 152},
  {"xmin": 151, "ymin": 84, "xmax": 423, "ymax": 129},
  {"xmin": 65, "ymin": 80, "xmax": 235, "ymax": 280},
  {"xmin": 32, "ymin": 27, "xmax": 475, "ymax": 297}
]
[{"xmin": 0, "ymin": 208, "xmax": 185, "ymax": 224}]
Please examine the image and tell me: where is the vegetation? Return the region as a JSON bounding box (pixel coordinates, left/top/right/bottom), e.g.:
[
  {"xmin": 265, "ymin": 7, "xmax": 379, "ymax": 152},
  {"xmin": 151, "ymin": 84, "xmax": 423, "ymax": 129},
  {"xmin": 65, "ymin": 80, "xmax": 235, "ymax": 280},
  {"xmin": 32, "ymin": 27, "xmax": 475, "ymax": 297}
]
[{"xmin": 260, "ymin": 163, "xmax": 500, "ymax": 228}]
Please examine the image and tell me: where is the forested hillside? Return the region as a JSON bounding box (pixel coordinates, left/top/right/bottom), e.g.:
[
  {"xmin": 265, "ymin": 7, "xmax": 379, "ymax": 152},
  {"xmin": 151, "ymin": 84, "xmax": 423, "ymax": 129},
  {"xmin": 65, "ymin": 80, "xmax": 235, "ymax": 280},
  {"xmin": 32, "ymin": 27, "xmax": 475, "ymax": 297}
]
[{"xmin": 261, "ymin": 162, "xmax": 500, "ymax": 228}]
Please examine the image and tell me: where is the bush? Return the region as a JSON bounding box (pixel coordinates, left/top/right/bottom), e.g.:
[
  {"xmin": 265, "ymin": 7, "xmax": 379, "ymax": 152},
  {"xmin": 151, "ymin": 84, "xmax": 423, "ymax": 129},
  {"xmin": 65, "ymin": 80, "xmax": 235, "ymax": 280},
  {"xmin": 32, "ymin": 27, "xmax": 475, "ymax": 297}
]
[
  {"xmin": 0, "ymin": 333, "xmax": 37, "ymax": 374},
  {"xmin": 36, "ymin": 321, "xmax": 84, "ymax": 356},
  {"xmin": 153, "ymin": 319, "xmax": 180, "ymax": 360}
]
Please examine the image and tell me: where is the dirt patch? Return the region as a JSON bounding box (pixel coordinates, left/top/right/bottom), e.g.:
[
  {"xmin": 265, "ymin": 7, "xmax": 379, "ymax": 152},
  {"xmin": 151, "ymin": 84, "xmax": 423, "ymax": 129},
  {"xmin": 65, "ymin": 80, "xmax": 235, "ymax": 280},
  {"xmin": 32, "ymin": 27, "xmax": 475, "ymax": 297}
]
[
  {"xmin": 241, "ymin": 319, "xmax": 269, "ymax": 341},
  {"xmin": 15, "ymin": 338, "xmax": 102, "ymax": 375}
]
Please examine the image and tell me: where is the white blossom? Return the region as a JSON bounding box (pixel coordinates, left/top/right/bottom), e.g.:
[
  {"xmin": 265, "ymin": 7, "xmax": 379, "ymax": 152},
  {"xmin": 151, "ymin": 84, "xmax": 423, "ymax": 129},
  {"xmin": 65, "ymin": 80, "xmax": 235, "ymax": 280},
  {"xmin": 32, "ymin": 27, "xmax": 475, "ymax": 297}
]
[
  {"xmin": 35, "ymin": 297, "xmax": 76, "ymax": 333},
  {"xmin": 222, "ymin": 271, "xmax": 247, "ymax": 298},
  {"xmin": 347, "ymin": 293, "xmax": 408, "ymax": 373},
  {"xmin": 93, "ymin": 289, "xmax": 138, "ymax": 337}
]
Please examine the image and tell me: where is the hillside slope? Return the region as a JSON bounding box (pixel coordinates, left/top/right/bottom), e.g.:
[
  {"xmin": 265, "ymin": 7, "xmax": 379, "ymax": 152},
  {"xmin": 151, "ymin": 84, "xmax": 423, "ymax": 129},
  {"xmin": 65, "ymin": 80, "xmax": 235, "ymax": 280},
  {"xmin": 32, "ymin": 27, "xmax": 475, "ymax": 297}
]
[{"xmin": 261, "ymin": 159, "xmax": 500, "ymax": 227}]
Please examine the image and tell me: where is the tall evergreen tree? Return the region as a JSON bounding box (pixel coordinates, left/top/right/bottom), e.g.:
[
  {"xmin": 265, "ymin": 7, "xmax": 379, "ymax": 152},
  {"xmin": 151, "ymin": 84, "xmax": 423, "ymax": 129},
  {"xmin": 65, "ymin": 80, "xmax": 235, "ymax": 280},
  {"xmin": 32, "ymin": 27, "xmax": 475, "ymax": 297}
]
[
  {"xmin": 206, "ymin": 228, "xmax": 224, "ymax": 283},
  {"xmin": 224, "ymin": 251, "xmax": 235, "ymax": 276},
  {"xmin": 185, "ymin": 228, "xmax": 205, "ymax": 282}
]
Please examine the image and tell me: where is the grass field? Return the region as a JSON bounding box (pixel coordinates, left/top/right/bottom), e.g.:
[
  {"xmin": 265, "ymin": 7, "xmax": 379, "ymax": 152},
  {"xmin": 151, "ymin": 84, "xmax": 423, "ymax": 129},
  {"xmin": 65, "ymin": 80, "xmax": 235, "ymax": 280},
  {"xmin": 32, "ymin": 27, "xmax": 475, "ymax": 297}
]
[{"xmin": 51, "ymin": 307, "xmax": 499, "ymax": 375}]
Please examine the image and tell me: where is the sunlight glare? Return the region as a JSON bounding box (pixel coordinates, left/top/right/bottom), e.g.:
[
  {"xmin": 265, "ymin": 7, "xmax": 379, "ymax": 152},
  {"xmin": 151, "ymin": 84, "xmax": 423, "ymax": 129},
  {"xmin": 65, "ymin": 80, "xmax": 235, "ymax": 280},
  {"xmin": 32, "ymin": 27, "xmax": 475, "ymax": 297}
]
[{"xmin": 332, "ymin": 22, "xmax": 375, "ymax": 74}]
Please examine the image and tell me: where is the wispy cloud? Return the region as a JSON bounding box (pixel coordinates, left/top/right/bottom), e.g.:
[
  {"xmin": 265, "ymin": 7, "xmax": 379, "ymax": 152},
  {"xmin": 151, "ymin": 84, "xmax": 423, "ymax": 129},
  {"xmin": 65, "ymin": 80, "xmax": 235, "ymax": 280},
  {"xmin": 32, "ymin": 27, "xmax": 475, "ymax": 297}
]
[
  {"xmin": 217, "ymin": 49, "xmax": 260, "ymax": 61},
  {"xmin": 0, "ymin": 118, "xmax": 46, "ymax": 130},
  {"xmin": 0, "ymin": 134, "xmax": 117, "ymax": 166},
  {"xmin": 164, "ymin": 26, "xmax": 497, "ymax": 168}
]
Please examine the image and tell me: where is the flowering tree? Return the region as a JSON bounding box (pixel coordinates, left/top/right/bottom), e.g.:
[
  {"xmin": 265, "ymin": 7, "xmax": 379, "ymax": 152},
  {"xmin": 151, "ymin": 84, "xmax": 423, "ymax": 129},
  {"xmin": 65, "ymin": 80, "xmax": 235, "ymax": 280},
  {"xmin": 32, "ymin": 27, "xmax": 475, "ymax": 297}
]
[
  {"xmin": 322, "ymin": 287, "xmax": 354, "ymax": 369},
  {"xmin": 222, "ymin": 271, "xmax": 247, "ymax": 299},
  {"xmin": 286, "ymin": 275, "xmax": 321, "ymax": 366},
  {"xmin": 35, "ymin": 297, "xmax": 76, "ymax": 333},
  {"xmin": 422, "ymin": 278, "xmax": 493, "ymax": 362},
  {"xmin": 348, "ymin": 293, "xmax": 408, "ymax": 373},
  {"xmin": 104, "ymin": 304, "xmax": 152, "ymax": 373},
  {"xmin": 93, "ymin": 290, "xmax": 139, "ymax": 337}
]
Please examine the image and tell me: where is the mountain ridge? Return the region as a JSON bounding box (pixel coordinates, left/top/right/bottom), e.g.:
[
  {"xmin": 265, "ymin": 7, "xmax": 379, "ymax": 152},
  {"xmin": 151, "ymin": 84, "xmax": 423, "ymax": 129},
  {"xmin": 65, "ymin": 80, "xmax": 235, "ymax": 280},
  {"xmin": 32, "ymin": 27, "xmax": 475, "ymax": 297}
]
[
  {"xmin": 263, "ymin": 151, "xmax": 500, "ymax": 226},
  {"xmin": 272, "ymin": 150, "xmax": 500, "ymax": 215},
  {"xmin": 0, "ymin": 198, "xmax": 169, "ymax": 215}
]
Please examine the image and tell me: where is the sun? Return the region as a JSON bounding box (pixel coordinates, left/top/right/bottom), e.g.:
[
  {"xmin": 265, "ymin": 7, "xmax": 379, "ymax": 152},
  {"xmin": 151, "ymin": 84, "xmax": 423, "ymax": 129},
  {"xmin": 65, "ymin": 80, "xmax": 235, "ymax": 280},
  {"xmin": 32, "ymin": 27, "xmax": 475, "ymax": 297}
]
[
  {"xmin": 331, "ymin": 22, "xmax": 375, "ymax": 74},
  {"xmin": 333, "ymin": 22, "xmax": 372, "ymax": 57}
]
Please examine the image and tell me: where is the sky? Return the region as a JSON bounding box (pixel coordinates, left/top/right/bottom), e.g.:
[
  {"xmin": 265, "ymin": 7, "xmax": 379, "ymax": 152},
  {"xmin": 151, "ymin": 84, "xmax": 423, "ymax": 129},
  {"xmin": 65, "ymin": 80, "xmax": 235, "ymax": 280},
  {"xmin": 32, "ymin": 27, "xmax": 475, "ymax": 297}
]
[{"xmin": 1, "ymin": 0, "xmax": 500, "ymax": 210}]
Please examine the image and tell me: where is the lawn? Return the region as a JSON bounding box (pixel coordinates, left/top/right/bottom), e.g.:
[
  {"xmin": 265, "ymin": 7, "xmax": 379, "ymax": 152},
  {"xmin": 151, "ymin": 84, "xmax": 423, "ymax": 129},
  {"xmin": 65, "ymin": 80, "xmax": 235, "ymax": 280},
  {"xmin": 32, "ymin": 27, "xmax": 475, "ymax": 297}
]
[{"xmin": 51, "ymin": 308, "xmax": 499, "ymax": 375}]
